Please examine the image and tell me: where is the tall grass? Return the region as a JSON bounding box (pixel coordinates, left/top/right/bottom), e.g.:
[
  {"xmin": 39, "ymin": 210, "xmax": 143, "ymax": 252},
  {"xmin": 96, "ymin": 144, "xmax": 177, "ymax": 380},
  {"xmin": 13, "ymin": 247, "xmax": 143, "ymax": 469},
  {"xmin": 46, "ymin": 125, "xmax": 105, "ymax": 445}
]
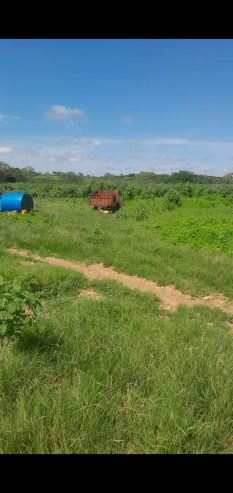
[{"xmin": 0, "ymin": 255, "xmax": 233, "ymax": 453}]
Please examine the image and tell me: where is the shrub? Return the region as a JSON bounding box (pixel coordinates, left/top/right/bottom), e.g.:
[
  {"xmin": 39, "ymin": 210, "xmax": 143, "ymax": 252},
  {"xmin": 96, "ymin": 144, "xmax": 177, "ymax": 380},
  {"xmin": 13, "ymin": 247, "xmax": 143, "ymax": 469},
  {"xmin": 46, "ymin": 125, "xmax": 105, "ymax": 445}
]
[
  {"xmin": 121, "ymin": 190, "xmax": 132, "ymax": 200},
  {"xmin": 177, "ymin": 183, "xmax": 194, "ymax": 197},
  {"xmin": 163, "ymin": 190, "xmax": 182, "ymax": 210},
  {"xmin": 0, "ymin": 276, "xmax": 41, "ymax": 342}
]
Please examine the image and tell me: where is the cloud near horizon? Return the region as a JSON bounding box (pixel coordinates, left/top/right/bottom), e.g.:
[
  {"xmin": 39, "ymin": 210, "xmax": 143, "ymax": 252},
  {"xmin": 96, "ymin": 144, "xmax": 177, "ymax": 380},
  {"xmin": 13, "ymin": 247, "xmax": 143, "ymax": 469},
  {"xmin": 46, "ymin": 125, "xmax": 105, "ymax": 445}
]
[
  {"xmin": 2, "ymin": 135, "xmax": 233, "ymax": 177},
  {"xmin": 47, "ymin": 105, "xmax": 85, "ymax": 120},
  {"xmin": 69, "ymin": 155, "xmax": 81, "ymax": 163},
  {"xmin": 78, "ymin": 137, "xmax": 101, "ymax": 146},
  {"xmin": 0, "ymin": 146, "xmax": 12, "ymax": 153}
]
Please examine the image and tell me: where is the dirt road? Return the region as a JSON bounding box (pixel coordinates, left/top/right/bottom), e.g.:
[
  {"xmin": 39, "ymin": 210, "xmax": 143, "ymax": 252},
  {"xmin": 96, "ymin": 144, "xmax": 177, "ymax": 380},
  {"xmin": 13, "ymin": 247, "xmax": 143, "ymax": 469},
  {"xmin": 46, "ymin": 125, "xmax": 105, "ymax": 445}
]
[{"xmin": 7, "ymin": 247, "xmax": 233, "ymax": 315}]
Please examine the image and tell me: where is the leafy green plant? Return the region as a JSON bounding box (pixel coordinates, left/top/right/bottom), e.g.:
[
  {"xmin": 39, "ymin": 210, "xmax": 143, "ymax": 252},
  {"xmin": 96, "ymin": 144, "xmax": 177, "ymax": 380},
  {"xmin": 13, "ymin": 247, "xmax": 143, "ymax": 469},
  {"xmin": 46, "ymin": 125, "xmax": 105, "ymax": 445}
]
[
  {"xmin": 0, "ymin": 276, "xmax": 41, "ymax": 342},
  {"xmin": 162, "ymin": 190, "xmax": 182, "ymax": 210}
]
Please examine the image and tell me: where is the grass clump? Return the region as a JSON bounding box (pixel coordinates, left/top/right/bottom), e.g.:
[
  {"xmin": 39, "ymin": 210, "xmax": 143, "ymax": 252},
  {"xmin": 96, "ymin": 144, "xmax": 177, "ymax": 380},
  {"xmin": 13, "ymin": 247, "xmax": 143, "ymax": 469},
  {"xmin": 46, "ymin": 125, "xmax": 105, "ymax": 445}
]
[{"xmin": 0, "ymin": 273, "xmax": 233, "ymax": 454}]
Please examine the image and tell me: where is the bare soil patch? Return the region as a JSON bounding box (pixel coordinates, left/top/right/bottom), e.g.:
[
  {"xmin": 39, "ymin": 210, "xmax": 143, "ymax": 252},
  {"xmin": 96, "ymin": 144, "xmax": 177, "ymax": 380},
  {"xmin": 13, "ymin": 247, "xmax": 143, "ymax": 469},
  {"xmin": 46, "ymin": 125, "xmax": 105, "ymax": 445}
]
[
  {"xmin": 24, "ymin": 304, "xmax": 34, "ymax": 319},
  {"xmin": 79, "ymin": 289, "xmax": 103, "ymax": 300},
  {"xmin": 7, "ymin": 247, "xmax": 233, "ymax": 315},
  {"xmin": 224, "ymin": 436, "xmax": 233, "ymax": 450}
]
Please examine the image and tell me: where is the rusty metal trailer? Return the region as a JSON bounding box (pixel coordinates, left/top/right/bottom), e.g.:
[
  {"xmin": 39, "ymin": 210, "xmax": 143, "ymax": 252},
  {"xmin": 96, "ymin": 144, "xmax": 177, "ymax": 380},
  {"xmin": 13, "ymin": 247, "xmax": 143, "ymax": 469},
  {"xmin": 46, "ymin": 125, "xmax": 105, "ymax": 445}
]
[{"xmin": 88, "ymin": 190, "xmax": 121, "ymax": 211}]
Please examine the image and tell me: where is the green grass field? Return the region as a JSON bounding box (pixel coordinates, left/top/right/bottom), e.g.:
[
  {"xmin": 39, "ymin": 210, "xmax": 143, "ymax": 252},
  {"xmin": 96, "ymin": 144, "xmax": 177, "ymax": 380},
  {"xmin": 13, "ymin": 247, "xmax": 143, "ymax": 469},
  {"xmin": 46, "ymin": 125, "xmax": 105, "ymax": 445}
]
[
  {"xmin": 1, "ymin": 194, "xmax": 233, "ymax": 454},
  {"xmin": 124, "ymin": 195, "xmax": 233, "ymax": 253}
]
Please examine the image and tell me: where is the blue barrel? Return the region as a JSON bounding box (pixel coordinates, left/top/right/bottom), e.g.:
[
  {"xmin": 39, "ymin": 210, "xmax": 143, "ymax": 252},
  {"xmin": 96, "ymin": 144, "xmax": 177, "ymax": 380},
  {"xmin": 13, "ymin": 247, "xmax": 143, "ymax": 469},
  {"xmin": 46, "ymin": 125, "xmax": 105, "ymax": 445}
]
[{"xmin": 0, "ymin": 192, "xmax": 34, "ymax": 212}]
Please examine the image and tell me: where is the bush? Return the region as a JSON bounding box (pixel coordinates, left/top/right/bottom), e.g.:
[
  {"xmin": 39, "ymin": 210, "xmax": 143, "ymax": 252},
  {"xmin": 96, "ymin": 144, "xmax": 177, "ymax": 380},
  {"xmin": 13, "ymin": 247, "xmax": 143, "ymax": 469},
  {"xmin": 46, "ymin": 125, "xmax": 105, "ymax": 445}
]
[
  {"xmin": 0, "ymin": 276, "xmax": 41, "ymax": 342},
  {"xmin": 163, "ymin": 190, "xmax": 182, "ymax": 210},
  {"xmin": 177, "ymin": 183, "xmax": 194, "ymax": 197},
  {"xmin": 121, "ymin": 189, "xmax": 135, "ymax": 200}
]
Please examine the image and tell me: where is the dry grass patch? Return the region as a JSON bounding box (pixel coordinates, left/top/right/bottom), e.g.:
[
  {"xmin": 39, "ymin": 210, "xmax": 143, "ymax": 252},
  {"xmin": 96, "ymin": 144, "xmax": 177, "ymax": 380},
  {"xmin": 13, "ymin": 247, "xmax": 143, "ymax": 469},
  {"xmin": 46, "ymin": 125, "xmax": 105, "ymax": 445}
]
[{"xmin": 79, "ymin": 289, "xmax": 104, "ymax": 300}]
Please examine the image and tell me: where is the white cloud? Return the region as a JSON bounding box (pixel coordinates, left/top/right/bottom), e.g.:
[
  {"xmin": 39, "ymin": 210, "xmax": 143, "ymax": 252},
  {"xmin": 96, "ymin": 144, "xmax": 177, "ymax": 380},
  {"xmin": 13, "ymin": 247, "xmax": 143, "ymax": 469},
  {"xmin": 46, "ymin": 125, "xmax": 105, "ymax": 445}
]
[
  {"xmin": 0, "ymin": 146, "xmax": 12, "ymax": 153},
  {"xmin": 47, "ymin": 105, "xmax": 85, "ymax": 120},
  {"xmin": 144, "ymin": 137, "xmax": 233, "ymax": 148},
  {"xmin": 122, "ymin": 115, "xmax": 133, "ymax": 125},
  {"xmin": 3, "ymin": 135, "xmax": 233, "ymax": 176},
  {"xmin": 78, "ymin": 137, "xmax": 101, "ymax": 146},
  {"xmin": 0, "ymin": 115, "xmax": 20, "ymax": 121},
  {"xmin": 69, "ymin": 155, "xmax": 81, "ymax": 163},
  {"xmin": 144, "ymin": 138, "xmax": 190, "ymax": 146}
]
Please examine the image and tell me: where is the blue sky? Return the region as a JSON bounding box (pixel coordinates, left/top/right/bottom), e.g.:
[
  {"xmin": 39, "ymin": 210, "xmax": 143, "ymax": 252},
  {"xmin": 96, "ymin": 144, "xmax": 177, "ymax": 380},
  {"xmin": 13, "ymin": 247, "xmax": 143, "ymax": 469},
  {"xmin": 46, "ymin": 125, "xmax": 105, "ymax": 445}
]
[{"xmin": 1, "ymin": 39, "xmax": 233, "ymax": 175}]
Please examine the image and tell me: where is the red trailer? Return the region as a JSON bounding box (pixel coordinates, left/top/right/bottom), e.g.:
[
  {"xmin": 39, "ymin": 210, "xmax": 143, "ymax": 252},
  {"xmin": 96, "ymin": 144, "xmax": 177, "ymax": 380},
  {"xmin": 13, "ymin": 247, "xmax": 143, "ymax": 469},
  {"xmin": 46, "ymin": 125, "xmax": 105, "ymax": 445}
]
[{"xmin": 88, "ymin": 190, "xmax": 121, "ymax": 211}]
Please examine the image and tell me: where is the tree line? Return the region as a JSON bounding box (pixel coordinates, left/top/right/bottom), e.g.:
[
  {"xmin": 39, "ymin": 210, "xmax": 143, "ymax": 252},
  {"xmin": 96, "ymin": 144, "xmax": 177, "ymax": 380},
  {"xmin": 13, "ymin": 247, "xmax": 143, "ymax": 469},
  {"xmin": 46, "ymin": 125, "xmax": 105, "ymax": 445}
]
[{"xmin": 1, "ymin": 160, "xmax": 233, "ymax": 185}]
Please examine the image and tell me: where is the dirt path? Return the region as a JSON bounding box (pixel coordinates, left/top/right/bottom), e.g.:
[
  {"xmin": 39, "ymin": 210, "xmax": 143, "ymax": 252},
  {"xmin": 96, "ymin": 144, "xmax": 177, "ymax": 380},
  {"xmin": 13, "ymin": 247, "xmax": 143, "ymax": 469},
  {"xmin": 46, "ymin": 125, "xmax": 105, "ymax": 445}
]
[{"xmin": 7, "ymin": 247, "xmax": 233, "ymax": 315}]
